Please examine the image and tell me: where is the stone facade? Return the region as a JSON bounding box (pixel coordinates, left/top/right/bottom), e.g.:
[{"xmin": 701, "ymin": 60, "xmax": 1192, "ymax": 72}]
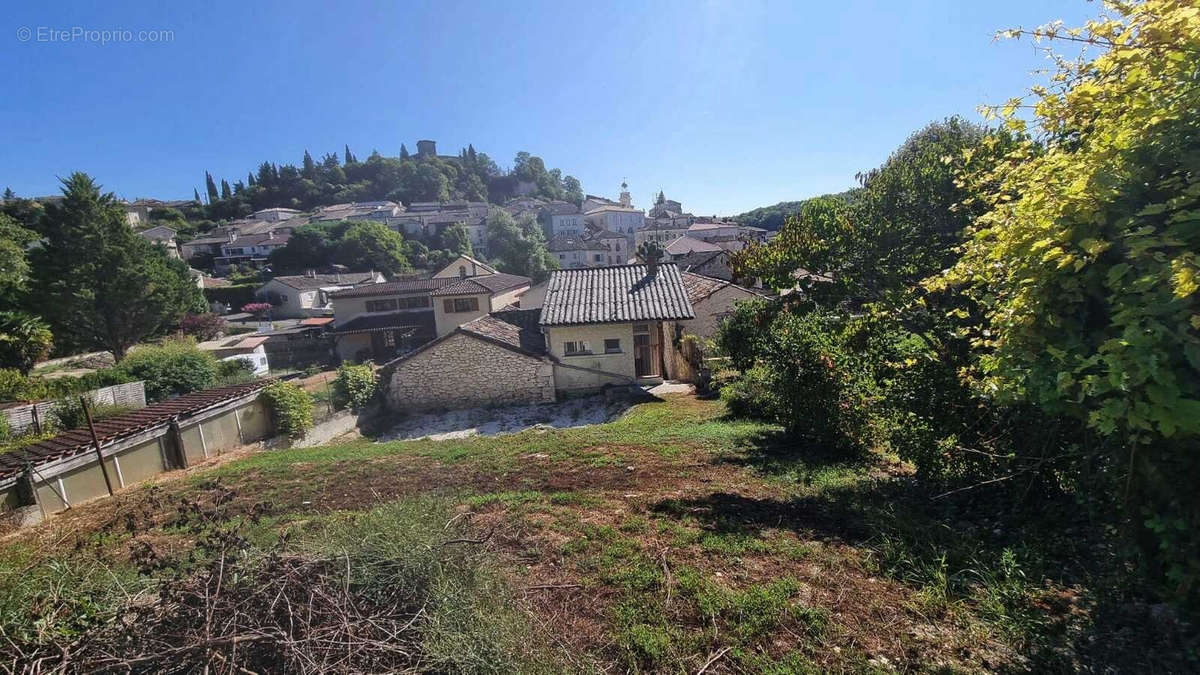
[
  {"xmin": 386, "ymin": 332, "xmax": 555, "ymax": 411},
  {"xmin": 680, "ymin": 284, "xmax": 762, "ymax": 340}
]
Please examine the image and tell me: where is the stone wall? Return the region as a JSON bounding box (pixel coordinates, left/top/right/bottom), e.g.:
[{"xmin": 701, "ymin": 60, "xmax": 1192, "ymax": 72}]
[
  {"xmin": 386, "ymin": 332, "xmax": 554, "ymax": 411},
  {"xmin": 680, "ymin": 285, "xmax": 760, "ymax": 340}
]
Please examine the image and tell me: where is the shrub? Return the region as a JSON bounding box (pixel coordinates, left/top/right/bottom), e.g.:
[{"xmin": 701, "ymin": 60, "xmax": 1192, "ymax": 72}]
[
  {"xmin": 261, "ymin": 381, "xmax": 313, "ymax": 439},
  {"xmin": 241, "ymin": 303, "xmax": 272, "ymax": 318},
  {"xmin": 49, "ymin": 399, "xmax": 139, "ymax": 431},
  {"xmin": 179, "ymin": 313, "xmax": 226, "ymax": 341},
  {"xmin": 215, "ymin": 358, "xmax": 256, "ymax": 387},
  {"xmin": 202, "ymin": 283, "xmax": 257, "ymax": 310},
  {"xmin": 115, "ymin": 340, "xmax": 218, "ymax": 402},
  {"xmin": 720, "ymin": 310, "xmax": 874, "ymax": 454},
  {"xmin": 331, "ymin": 363, "xmax": 378, "ymax": 411},
  {"xmin": 0, "ymin": 311, "xmax": 53, "ymax": 375}
]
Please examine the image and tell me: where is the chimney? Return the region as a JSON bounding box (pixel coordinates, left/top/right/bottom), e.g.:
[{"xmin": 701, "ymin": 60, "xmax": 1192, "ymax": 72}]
[{"xmin": 646, "ymin": 250, "xmax": 659, "ymax": 276}]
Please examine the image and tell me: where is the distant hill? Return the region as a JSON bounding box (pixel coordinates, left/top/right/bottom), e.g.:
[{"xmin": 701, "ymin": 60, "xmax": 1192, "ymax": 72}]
[
  {"xmin": 198, "ymin": 142, "xmax": 584, "ymax": 223},
  {"xmin": 734, "ymin": 188, "xmax": 861, "ymax": 231}
]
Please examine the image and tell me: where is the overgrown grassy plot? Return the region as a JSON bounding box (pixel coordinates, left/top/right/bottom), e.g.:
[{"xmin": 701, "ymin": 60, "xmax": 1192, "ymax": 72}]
[
  {"xmin": 0, "ymin": 485, "xmax": 575, "ymax": 673},
  {"xmin": 0, "ymin": 394, "xmax": 1195, "ymax": 672}
]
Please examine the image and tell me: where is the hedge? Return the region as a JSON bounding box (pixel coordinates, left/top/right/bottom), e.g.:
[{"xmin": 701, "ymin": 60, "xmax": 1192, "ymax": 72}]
[{"xmin": 203, "ymin": 284, "xmax": 259, "ymax": 309}]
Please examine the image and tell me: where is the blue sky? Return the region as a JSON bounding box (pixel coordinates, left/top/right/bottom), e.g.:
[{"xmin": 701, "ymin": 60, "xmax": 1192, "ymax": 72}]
[{"xmin": 2, "ymin": 0, "xmax": 1099, "ymax": 216}]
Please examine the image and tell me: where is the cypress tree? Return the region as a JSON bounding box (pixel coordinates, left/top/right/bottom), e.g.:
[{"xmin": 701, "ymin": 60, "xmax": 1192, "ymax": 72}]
[
  {"xmin": 344, "ymin": 144, "xmax": 356, "ymax": 164},
  {"xmin": 400, "ymin": 143, "xmax": 410, "ymax": 160},
  {"xmin": 220, "ymin": 179, "xmax": 231, "ymax": 200},
  {"xmin": 302, "ymin": 150, "xmax": 315, "ymax": 178},
  {"xmin": 193, "ymin": 188, "xmax": 202, "ymax": 204},
  {"xmin": 205, "ymin": 172, "xmax": 219, "ymax": 203}
]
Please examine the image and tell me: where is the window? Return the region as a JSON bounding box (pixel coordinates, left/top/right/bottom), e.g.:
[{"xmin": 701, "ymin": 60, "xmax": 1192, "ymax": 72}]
[
  {"xmin": 604, "ymin": 338, "xmax": 621, "ymax": 354},
  {"xmin": 279, "ymin": 294, "xmax": 288, "ymax": 303},
  {"xmin": 594, "ymin": 254, "xmax": 603, "ymax": 262},
  {"xmin": 459, "ymin": 265, "xmax": 467, "ymax": 277},
  {"xmin": 563, "ymin": 340, "xmax": 591, "ymax": 355},
  {"xmin": 400, "ymin": 296, "xmax": 430, "ymax": 309},
  {"xmin": 365, "ymin": 298, "xmax": 398, "ymax": 312},
  {"xmin": 442, "ymin": 297, "xmax": 480, "ymax": 313}
]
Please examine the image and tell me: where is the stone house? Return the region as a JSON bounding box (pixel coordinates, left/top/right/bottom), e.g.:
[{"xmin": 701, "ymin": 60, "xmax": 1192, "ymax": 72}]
[
  {"xmin": 547, "ymin": 235, "xmax": 610, "ymax": 269},
  {"xmin": 664, "ymin": 235, "xmax": 722, "ymax": 259},
  {"xmin": 379, "ymin": 263, "xmax": 696, "ymax": 411},
  {"xmin": 543, "ymin": 201, "xmax": 585, "ymax": 238},
  {"xmin": 674, "ymin": 250, "xmax": 734, "ymax": 281},
  {"xmin": 431, "ymin": 273, "xmax": 531, "ymax": 337},
  {"xmin": 329, "ymin": 259, "xmax": 529, "ymax": 362},
  {"xmin": 213, "ymin": 230, "xmax": 291, "ymax": 273},
  {"xmin": 136, "ymin": 225, "xmax": 180, "ymax": 258},
  {"xmin": 591, "ymin": 229, "xmax": 631, "ymax": 265},
  {"xmin": 256, "ymin": 271, "xmax": 385, "ymax": 318},
  {"xmin": 383, "ymin": 309, "xmax": 555, "ymax": 411},
  {"xmin": 678, "ymin": 272, "xmax": 770, "ymax": 340},
  {"xmin": 432, "ymin": 254, "xmax": 497, "ymax": 279}
]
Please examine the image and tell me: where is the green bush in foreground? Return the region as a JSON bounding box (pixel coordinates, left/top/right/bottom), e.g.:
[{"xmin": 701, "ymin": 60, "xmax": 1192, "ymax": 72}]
[
  {"xmin": 261, "ymin": 381, "xmax": 313, "ymax": 438},
  {"xmin": 331, "ymin": 363, "xmax": 378, "ymax": 411}
]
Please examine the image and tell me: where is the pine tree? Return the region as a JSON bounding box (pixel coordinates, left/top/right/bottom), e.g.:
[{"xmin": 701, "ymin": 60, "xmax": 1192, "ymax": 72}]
[
  {"xmin": 400, "ymin": 143, "xmax": 410, "ymax": 160},
  {"xmin": 2, "ymin": 188, "xmax": 14, "ymax": 201},
  {"xmin": 205, "ymin": 172, "xmax": 219, "ymax": 203},
  {"xmin": 220, "ymin": 179, "xmax": 231, "ymax": 200},
  {"xmin": 32, "ymin": 173, "xmax": 205, "ymax": 359},
  {"xmin": 302, "ymin": 150, "xmax": 315, "ymax": 178}
]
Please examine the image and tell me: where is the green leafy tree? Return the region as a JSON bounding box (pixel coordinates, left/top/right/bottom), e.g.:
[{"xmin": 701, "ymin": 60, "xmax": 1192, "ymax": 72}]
[
  {"xmin": 334, "ymin": 221, "xmax": 412, "ymax": 275},
  {"xmin": 934, "ymin": 0, "xmax": 1200, "ymax": 603},
  {"xmin": 0, "ymin": 311, "xmax": 53, "ymax": 374},
  {"xmin": 440, "ymin": 223, "xmax": 473, "ymax": 256},
  {"xmin": 0, "ymin": 213, "xmax": 37, "ymax": 306},
  {"xmin": 31, "ymin": 173, "xmax": 206, "ymax": 360},
  {"xmin": 268, "ymin": 222, "xmax": 340, "ymax": 272},
  {"xmin": 486, "ymin": 210, "xmax": 557, "ymax": 282}
]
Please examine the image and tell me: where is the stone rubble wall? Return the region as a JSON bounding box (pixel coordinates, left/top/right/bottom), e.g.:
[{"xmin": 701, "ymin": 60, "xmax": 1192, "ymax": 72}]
[{"xmin": 386, "ymin": 333, "xmax": 554, "ymax": 411}]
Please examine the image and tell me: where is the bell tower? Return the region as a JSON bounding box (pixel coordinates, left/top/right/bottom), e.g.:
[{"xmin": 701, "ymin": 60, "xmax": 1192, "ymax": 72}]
[{"xmin": 619, "ymin": 179, "xmax": 632, "ymax": 208}]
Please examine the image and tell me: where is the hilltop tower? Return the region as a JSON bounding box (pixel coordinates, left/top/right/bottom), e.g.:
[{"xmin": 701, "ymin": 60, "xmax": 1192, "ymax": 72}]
[{"xmin": 619, "ymin": 179, "xmax": 632, "ymax": 208}]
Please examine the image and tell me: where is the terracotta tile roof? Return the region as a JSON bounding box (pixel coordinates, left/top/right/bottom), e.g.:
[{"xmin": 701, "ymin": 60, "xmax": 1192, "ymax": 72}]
[
  {"xmin": 330, "ymin": 277, "xmax": 457, "ymax": 299},
  {"xmin": 299, "ymin": 317, "xmax": 335, "ymax": 326},
  {"xmin": 548, "ymin": 235, "xmax": 607, "ymax": 252},
  {"xmin": 269, "ymin": 272, "xmax": 379, "ymax": 291},
  {"xmin": 0, "ymin": 380, "xmax": 273, "ymax": 481},
  {"xmin": 461, "ymin": 308, "xmax": 546, "ymax": 355},
  {"xmin": 539, "ymin": 264, "xmax": 695, "ymax": 327},
  {"xmin": 681, "ymin": 271, "xmax": 769, "ymax": 305},
  {"xmin": 665, "ymin": 235, "xmax": 721, "ymax": 256},
  {"xmin": 430, "ymin": 273, "xmax": 531, "ymax": 297}
]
